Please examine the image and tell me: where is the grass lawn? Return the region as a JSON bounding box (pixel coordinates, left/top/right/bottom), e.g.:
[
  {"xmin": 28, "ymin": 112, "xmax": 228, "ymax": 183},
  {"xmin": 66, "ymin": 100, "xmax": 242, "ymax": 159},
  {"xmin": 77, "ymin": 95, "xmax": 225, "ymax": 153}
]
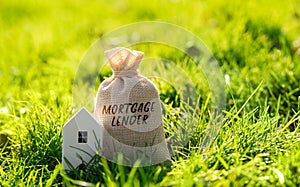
[{"xmin": 1, "ymin": 0, "xmax": 300, "ymax": 186}]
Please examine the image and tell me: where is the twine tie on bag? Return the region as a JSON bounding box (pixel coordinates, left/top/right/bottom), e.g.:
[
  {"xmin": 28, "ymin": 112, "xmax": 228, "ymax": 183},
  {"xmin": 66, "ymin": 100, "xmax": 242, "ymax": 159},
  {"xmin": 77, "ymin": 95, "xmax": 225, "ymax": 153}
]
[{"xmin": 113, "ymin": 70, "xmax": 138, "ymax": 77}]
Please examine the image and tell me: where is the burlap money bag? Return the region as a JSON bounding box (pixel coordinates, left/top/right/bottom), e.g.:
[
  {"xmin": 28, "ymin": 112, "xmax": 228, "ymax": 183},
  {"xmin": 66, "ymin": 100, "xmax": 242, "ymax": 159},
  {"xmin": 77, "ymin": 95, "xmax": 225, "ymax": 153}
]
[{"xmin": 95, "ymin": 47, "xmax": 170, "ymax": 164}]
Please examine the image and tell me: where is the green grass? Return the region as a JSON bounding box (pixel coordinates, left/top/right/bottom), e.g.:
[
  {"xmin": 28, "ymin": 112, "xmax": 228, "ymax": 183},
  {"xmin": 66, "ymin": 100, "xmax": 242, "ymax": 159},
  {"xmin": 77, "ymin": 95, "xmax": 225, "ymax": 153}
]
[{"xmin": 1, "ymin": 0, "xmax": 300, "ymax": 186}]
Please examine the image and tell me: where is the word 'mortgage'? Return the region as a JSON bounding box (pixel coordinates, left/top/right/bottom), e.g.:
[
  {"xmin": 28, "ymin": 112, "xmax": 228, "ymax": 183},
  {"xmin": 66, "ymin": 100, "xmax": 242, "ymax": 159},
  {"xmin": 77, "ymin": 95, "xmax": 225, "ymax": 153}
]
[{"xmin": 102, "ymin": 102, "xmax": 156, "ymax": 126}]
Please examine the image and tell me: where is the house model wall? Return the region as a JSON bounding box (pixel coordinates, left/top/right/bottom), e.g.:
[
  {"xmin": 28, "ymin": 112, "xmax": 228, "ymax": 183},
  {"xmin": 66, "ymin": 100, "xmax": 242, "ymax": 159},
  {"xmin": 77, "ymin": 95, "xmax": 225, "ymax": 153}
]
[{"xmin": 62, "ymin": 107, "xmax": 102, "ymax": 170}]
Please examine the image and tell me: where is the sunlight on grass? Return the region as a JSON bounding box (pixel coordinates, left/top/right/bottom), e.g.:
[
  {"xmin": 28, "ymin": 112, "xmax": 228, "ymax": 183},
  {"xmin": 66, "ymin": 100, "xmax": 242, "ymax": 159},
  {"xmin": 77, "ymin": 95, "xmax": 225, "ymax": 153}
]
[{"xmin": 0, "ymin": 0, "xmax": 300, "ymax": 186}]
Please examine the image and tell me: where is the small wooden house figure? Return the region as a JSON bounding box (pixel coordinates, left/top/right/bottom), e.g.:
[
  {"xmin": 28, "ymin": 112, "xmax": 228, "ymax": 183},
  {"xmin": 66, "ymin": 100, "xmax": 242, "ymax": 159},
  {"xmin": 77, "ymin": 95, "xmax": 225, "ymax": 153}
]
[{"xmin": 62, "ymin": 107, "xmax": 102, "ymax": 170}]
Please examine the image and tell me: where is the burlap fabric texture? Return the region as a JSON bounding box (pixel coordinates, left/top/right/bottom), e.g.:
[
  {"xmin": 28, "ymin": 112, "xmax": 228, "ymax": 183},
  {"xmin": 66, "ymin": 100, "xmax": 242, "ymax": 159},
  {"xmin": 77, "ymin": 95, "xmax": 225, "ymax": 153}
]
[{"xmin": 95, "ymin": 47, "xmax": 170, "ymax": 165}]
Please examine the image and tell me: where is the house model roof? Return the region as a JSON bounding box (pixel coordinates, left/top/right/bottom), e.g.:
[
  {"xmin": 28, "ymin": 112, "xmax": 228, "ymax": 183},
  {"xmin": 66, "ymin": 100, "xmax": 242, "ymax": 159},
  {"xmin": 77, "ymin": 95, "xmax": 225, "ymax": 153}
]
[{"xmin": 62, "ymin": 107, "xmax": 103, "ymax": 170}]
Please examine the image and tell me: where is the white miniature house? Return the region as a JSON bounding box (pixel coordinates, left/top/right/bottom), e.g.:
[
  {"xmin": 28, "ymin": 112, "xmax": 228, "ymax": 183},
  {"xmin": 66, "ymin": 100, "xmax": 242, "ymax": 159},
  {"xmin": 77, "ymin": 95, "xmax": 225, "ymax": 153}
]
[{"xmin": 62, "ymin": 107, "xmax": 103, "ymax": 170}]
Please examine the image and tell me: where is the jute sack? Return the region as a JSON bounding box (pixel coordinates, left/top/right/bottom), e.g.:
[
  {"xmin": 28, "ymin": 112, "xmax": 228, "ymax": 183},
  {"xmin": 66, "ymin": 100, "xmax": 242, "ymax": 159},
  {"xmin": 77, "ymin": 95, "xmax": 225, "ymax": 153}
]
[{"xmin": 95, "ymin": 47, "xmax": 170, "ymax": 164}]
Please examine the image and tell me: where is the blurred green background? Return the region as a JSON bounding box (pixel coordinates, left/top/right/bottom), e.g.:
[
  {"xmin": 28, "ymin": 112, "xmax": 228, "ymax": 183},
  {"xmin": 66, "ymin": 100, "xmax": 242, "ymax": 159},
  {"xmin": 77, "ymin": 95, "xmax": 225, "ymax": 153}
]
[{"xmin": 1, "ymin": 0, "xmax": 299, "ymax": 108}]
